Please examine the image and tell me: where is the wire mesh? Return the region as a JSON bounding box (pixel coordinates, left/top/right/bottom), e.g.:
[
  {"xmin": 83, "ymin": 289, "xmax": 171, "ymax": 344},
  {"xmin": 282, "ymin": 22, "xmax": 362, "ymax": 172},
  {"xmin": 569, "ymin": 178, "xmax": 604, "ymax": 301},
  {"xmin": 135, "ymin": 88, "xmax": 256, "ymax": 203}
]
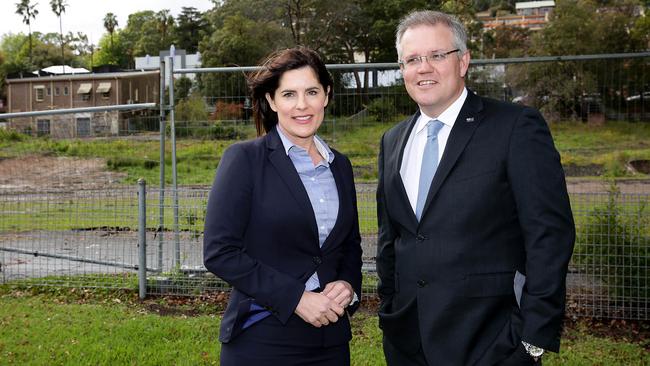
[{"xmin": 0, "ymin": 55, "xmax": 649, "ymax": 321}]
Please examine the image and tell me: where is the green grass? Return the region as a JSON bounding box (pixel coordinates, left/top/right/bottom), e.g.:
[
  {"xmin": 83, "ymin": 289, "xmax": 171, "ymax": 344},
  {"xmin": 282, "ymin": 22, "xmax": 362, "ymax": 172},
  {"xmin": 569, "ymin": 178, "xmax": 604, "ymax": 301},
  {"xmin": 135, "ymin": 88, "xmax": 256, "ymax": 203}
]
[
  {"xmin": 2, "ymin": 119, "xmax": 650, "ymax": 186},
  {"xmin": 3, "ymin": 120, "xmax": 649, "ymax": 235},
  {"xmin": 0, "ymin": 287, "xmax": 647, "ymax": 366}
]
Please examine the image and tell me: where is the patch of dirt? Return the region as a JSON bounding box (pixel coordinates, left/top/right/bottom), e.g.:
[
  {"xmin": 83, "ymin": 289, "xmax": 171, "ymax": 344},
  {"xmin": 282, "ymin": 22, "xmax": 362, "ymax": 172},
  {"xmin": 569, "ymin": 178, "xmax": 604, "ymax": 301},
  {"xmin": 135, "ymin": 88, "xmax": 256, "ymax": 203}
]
[
  {"xmin": 0, "ymin": 155, "xmax": 126, "ymax": 193},
  {"xmin": 563, "ymin": 164, "xmax": 604, "ymax": 177},
  {"xmin": 566, "ymin": 178, "xmax": 650, "ymax": 194},
  {"xmin": 562, "ymin": 318, "xmax": 649, "ymax": 349}
]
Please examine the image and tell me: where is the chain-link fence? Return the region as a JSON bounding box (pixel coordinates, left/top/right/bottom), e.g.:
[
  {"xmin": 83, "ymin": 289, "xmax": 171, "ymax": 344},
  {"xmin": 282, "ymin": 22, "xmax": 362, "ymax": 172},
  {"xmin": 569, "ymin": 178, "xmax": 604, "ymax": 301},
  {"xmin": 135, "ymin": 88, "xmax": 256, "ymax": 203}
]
[
  {"xmin": 1, "ymin": 183, "xmax": 647, "ymax": 319},
  {"xmin": 1, "ymin": 53, "xmax": 649, "ymax": 320}
]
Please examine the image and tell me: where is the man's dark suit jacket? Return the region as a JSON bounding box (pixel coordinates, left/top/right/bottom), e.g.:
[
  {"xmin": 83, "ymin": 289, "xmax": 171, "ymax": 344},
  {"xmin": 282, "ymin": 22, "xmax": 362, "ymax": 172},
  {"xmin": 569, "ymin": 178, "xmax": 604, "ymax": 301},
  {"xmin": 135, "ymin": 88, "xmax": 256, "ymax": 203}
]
[
  {"xmin": 203, "ymin": 127, "xmax": 363, "ymax": 347},
  {"xmin": 376, "ymin": 90, "xmax": 575, "ymax": 365}
]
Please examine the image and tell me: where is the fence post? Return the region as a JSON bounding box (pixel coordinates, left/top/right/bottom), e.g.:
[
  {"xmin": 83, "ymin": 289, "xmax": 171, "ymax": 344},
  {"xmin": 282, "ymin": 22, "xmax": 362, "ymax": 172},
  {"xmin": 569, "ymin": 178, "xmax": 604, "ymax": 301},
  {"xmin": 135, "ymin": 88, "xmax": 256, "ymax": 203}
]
[
  {"xmin": 168, "ymin": 45, "xmax": 181, "ymax": 269},
  {"xmin": 138, "ymin": 178, "xmax": 147, "ymax": 300},
  {"xmin": 158, "ymin": 58, "xmax": 166, "ymax": 271}
]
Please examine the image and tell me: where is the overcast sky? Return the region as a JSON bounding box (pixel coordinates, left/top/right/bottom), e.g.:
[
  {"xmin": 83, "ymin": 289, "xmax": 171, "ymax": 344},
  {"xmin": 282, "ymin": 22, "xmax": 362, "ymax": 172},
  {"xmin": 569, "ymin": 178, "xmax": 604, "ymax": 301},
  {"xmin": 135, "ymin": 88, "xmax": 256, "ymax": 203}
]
[{"xmin": 2, "ymin": 0, "xmax": 214, "ymax": 45}]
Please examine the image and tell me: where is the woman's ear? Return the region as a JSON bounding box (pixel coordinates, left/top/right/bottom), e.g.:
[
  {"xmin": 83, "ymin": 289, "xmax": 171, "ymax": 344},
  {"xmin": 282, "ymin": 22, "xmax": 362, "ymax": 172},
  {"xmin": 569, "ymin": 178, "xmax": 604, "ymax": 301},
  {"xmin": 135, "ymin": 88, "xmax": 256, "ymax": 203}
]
[{"xmin": 265, "ymin": 92, "xmax": 277, "ymax": 112}]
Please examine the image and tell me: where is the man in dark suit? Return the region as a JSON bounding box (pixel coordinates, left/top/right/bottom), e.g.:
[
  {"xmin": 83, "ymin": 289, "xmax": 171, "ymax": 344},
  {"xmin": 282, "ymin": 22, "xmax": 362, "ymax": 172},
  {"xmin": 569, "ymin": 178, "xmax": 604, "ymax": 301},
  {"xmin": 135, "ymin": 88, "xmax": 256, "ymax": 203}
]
[{"xmin": 376, "ymin": 10, "xmax": 575, "ymax": 365}]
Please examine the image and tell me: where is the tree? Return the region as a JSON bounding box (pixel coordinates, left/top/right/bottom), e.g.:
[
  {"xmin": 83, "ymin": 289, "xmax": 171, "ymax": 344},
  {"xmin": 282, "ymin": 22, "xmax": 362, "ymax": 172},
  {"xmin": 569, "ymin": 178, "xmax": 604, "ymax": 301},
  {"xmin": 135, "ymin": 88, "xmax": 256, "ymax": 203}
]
[
  {"xmin": 506, "ymin": 0, "xmax": 648, "ymax": 121},
  {"xmin": 174, "ymin": 7, "xmax": 207, "ymax": 53},
  {"xmin": 103, "ymin": 12, "xmax": 118, "ymax": 49},
  {"xmin": 198, "ymin": 13, "xmax": 287, "ymax": 98},
  {"xmin": 50, "ymin": 0, "xmax": 67, "ymax": 66},
  {"xmin": 441, "ymin": 0, "xmax": 482, "ymax": 55},
  {"xmin": 155, "ymin": 10, "xmax": 175, "ymax": 51},
  {"xmin": 15, "ymin": 0, "xmax": 39, "ymax": 64},
  {"xmin": 482, "ymin": 25, "xmax": 531, "ymax": 58},
  {"xmin": 94, "ymin": 31, "xmax": 129, "ymax": 67},
  {"xmin": 1, "ymin": 33, "xmax": 32, "ymax": 76}
]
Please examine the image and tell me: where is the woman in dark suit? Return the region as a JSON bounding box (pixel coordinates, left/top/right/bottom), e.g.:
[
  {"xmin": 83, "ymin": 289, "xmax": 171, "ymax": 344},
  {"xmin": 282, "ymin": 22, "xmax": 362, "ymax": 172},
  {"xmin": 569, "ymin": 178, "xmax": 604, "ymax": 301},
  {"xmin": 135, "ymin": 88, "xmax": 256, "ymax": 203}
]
[{"xmin": 203, "ymin": 47, "xmax": 363, "ymax": 366}]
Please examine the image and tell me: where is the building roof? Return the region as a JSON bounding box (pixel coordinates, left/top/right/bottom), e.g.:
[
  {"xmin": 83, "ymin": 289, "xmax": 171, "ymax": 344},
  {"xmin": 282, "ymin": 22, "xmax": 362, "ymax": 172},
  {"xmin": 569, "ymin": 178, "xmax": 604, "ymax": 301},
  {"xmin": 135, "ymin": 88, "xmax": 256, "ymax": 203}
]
[
  {"xmin": 36, "ymin": 65, "xmax": 90, "ymax": 75},
  {"xmin": 7, "ymin": 70, "xmax": 159, "ymax": 84},
  {"xmin": 516, "ymin": 1, "xmax": 555, "ymax": 10}
]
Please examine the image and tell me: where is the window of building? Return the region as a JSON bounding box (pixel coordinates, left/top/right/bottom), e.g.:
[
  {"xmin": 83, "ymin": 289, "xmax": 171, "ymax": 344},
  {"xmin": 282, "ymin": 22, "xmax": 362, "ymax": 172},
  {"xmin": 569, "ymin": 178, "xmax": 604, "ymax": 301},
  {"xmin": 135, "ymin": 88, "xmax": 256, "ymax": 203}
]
[
  {"xmin": 134, "ymin": 88, "xmax": 139, "ymax": 102},
  {"xmin": 77, "ymin": 83, "xmax": 92, "ymax": 101},
  {"xmin": 96, "ymin": 82, "xmax": 112, "ymax": 99},
  {"xmin": 55, "ymin": 87, "xmax": 60, "ymax": 96},
  {"xmin": 46, "ymin": 87, "xmax": 51, "ymax": 96},
  {"xmin": 37, "ymin": 119, "xmax": 50, "ymax": 136},
  {"xmin": 34, "ymin": 86, "xmax": 45, "ymax": 101},
  {"xmin": 63, "ymin": 86, "xmax": 69, "ymax": 95},
  {"xmin": 76, "ymin": 118, "xmax": 91, "ymax": 137}
]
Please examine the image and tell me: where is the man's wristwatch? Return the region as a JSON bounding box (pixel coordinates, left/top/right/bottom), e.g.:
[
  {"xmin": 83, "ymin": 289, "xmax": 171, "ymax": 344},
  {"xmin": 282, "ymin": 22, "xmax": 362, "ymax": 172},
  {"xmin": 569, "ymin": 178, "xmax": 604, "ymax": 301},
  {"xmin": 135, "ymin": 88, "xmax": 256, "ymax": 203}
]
[{"xmin": 522, "ymin": 341, "xmax": 545, "ymax": 362}]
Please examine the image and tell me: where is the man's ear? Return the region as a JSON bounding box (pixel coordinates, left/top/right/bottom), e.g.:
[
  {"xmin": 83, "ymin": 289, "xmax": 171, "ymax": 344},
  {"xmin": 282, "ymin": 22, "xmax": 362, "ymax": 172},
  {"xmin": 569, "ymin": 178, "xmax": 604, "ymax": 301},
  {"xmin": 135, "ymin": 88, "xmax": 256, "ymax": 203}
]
[
  {"xmin": 265, "ymin": 92, "xmax": 277, "ymax": 112},
  {"xmin": 459, "ymin": 50, "xmax": 470, "ymax": 78}
]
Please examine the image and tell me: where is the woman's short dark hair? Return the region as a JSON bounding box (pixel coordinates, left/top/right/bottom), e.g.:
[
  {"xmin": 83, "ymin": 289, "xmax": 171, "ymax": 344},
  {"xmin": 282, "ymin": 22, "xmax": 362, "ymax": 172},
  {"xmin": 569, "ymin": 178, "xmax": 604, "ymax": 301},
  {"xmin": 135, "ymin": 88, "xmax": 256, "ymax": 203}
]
[{"xmin": 247, "ymin": 47, "xmax": 333, "ymax": 136}]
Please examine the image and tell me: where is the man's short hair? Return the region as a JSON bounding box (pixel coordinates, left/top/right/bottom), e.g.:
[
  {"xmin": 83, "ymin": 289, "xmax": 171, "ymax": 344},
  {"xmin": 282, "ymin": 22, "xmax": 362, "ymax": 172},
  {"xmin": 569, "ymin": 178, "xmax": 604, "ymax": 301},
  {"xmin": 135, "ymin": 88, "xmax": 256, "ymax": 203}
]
[{"xmin": 395, "ymin": 10, "xmax": 468, "ymax": 60}]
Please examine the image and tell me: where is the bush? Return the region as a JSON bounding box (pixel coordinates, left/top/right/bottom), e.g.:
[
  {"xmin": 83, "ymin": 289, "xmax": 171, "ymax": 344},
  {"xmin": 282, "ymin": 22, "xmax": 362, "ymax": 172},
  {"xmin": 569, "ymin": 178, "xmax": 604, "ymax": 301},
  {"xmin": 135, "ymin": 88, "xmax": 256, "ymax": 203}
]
[
  {"xmin": 206, "ymin": 123, "xmax": 245, "ymax": 140},
  {"xmin": 176, "ymin": 94, "xmax": 209, "ymax": 124},
  {"xmin": 366, "ymin": 97, "xmax": 398, "ymax": 122},
  {"xmin": 212, "ymin": 101, "xmax": 243, "ymax": 121},
  {"xmin": 574, "ymin": 183, "xmax": 649, "ymax": 301},
  {"xmin": 0, "ymin": 128, "xmax": 28, "ymax": 142}
]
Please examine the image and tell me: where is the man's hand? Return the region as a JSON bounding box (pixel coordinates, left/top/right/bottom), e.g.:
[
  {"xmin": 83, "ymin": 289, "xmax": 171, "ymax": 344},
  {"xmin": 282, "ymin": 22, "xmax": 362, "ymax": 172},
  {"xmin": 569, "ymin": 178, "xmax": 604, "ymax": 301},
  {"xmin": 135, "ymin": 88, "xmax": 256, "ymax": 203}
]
[
  {"xmin": 294, "ymin": 291, "xmax": 344, "ymax": 327},
  {"xmin": 322, "ymin": 280, "xmax": 354, "ymax": 308}
]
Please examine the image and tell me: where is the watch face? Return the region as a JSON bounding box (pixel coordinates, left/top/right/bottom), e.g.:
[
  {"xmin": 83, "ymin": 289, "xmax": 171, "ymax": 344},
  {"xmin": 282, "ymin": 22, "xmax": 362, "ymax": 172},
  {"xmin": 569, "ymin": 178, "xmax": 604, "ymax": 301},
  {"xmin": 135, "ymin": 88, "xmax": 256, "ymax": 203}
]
[
  {"xmin": 530, "ymin": 348, "xmax": 544, "ymax": 357},
  {"xmin": 524, "ymin": 342, "xmax": 545, "ymax": 357}
]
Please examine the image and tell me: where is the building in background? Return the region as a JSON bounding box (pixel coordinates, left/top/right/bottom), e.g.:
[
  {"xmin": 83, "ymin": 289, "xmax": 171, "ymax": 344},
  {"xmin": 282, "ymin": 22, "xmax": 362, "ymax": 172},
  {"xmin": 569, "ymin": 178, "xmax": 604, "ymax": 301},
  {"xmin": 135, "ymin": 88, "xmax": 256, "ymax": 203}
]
[
  {"xmin": 6, "ymin": 71, "xmax": 159, "ymax": 138},
  {"xmin": 135, "ymin": 50, "xmax": 201, "ymax": 80},
  {"xmin": 479, "ymin": 1, "xmax": 555, "ymax": 31}
]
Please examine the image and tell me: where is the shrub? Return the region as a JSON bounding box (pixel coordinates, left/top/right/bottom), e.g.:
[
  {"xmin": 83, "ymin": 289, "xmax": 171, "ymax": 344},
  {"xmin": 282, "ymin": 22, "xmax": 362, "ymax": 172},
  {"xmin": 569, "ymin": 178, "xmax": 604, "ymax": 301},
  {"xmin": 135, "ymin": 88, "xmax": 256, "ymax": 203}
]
[
  {"xmin": 212, "ymin": 101, "xmax": 243, "ymax": 121},
  {"xmin": 366, "ymin": 97, "xmax": 397, "ymax": 122},
  {"xmin": 175, "ymin": 94, "xmax": 209, "ymax": 124},
  {"xmin": 0, "ymin": 128, "xmax": 28, "ymax": 142},
  {"xmin": 206, "ymin": 123, "xmax": 244, "ymax": 140},
  {"xmin": 574, "ymin": 183, "xmax": 649, "ymax": 301}
]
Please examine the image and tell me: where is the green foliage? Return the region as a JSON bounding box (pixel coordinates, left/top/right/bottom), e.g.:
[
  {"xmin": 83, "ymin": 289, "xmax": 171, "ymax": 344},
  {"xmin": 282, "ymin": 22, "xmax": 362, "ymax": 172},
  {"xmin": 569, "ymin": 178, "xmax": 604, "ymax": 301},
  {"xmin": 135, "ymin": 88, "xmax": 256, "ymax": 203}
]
[
  {"xmin": 574, "ymin": 183, "xmax": 649, "ymax": 301},
  {"xmin": 0, "ymin": 128, "xmax": 28, "ymax": 142},
  {"xmin": 504, "ymin": 0, "xmax": 650, "ymax": 120},
  {"xmin": 174, "ymin": 7, "xmax": 208, "ymax": 54},
  {"xmin": 174, "ymin": 76, "xmax": 194, "ymax": 103},
  {"xmin": 366, "ymin": 97, "xmax": 398, "ymax": 122},
  {"xmin": 94, "ymin": 31, "xmax": 130, "ymax": 68},
  {"xmin": 175, "ymin": 93, "xmax": 209, "ymax": 124}
]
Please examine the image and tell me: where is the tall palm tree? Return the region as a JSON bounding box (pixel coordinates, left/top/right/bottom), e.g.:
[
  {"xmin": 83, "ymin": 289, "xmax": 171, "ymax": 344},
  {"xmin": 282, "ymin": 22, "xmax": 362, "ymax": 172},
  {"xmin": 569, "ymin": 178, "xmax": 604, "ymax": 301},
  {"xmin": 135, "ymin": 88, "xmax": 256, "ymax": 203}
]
[
  {"xmin": 15, "ymin": 0, "xmax": 39, "ymax": 64},
  {"xmin": 50, "ymin": 0, "xmax": 67, "ymax": 67},
  {"xmin": 103, "ymin": 12, "xmax": 118, "ymax": 49}
]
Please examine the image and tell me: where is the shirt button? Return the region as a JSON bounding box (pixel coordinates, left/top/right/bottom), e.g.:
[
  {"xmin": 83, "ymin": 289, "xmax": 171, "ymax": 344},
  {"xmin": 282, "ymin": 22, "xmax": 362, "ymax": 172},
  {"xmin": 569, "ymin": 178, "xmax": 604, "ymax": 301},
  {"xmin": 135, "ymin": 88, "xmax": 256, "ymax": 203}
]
[
  {"xmin": 319, "ymin": 198, "xmax": 324, "ymax": 203},
  {"xmin": 311, "ymin": 177, "xmax": 315, "ymax": 181},
  {"xmin": 417, "ymin": 279, "xmax": 427, "ymax": 288}
]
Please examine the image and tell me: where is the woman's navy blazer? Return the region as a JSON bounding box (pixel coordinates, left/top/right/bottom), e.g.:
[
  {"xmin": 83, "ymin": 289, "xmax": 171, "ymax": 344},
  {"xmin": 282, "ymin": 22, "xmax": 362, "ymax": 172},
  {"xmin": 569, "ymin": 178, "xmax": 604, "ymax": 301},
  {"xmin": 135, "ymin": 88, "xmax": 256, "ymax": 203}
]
[{"xmin": 203, "ymin": 127, "xmax": 363, "ymax": 346}]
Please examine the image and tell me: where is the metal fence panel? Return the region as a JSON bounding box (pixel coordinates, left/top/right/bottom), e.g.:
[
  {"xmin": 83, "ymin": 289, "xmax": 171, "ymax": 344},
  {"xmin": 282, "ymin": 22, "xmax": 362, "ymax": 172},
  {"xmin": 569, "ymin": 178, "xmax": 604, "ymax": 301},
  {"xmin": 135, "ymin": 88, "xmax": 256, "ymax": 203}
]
[
  {"xmin": 1, "ymin": 185, "xmax": 648, "ymax": 320},
  {"xmin": 0, "ymin": 54, "xmax": 649, "ymax": 321}
]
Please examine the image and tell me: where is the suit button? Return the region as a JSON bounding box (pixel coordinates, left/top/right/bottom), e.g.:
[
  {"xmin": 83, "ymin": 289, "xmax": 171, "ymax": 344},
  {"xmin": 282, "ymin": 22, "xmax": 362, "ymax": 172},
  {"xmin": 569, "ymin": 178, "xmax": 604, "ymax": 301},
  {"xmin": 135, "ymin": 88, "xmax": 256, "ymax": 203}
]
[
  {"xmin": 416, "ymin": 234, "xmax": 427, "ymax": 242},
  {"xmin": 417, "ymin": 280, "xmax": 427, "ymax": 288},
  {"xmin": 313, "ymin": 256, "xmax": 322, "ymax": 265}
]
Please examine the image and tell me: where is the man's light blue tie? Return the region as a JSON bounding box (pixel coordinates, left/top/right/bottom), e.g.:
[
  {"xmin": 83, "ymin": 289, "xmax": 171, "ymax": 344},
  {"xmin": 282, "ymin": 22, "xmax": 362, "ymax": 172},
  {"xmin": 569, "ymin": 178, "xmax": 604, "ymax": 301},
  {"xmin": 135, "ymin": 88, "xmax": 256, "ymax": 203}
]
[{"xmin": 416, "ymin": 120, "xmax": 444, "ymax": 221}]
